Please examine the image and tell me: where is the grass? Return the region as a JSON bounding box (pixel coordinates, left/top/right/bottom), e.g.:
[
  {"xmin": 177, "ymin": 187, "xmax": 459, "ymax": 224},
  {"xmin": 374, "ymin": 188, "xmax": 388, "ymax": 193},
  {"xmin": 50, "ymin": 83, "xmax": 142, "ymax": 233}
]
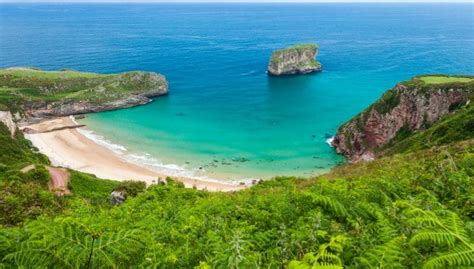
[
  {"xmin": 272, "ymin": 43, "xmax": 318, "ymax": 57},
  {"xmin": 0, "ymin": 68, "xmax": 107, "ymax": 79},
  {"xmin": 0, "ymin": 123, "xmax": 49, "ymax": 168},
  {"xmin": 418, "ymin": 75, "xmax": 474, "ymax": 85},
  {"xmin": 68, "ymin": 171, "xmax": 120, "ymax": 205},
  {"xmin": 0, "ymin": 68, "xmax": 167, "ymax": 113}
]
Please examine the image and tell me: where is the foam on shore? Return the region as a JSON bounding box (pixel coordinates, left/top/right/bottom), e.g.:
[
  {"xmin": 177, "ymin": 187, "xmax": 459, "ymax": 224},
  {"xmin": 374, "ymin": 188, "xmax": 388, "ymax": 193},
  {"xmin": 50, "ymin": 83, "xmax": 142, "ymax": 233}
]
[
  {"xmin": 326, "ymin": 136, "xmax": 335, "ymax": 147},
  {"xmin": 72, "ymin": 117, "xmax": 255, "ymax": 186}
]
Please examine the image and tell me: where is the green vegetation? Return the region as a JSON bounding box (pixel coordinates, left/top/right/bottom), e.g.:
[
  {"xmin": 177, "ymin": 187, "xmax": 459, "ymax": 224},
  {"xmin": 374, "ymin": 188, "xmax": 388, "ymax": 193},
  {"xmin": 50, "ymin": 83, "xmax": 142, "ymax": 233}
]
[
  {"xmin": 1, "ymin": 116, "xmax": 473, "ymax": 267},
  {"xmin": 418, "ymin": 75, "xmax": 474, "ymax": 85},
  {"xmin": 373, "ymin": 89, "xmax": 401, "ymax": 114},
  {"xmin": 0, "ymin": 123, "xmax": 48, "ymax": 168},
  {"xmin": 401, "ymin": 74, "xmax": 474, "ymax": 94},
  {"xmin": 0, "ymin": 68, "xmax": 167, "ymax": 114},
  {"xmin": 68, "ymin": 171, "xmax": 120, "ymax": 206},
  {"xmin": 273, "ymin": 43, "xmax": 318, "ymax": 55},
  {"xmin": 0, "ymin": 68, "xmax": 105, "ymax": 79},
  {"xmin": 270, "ymin": 43, "xmax": 319, "ymax": 66},
  {"xmin": 0, "ymin": 123, "xmax": 62, "ymax": 226}
]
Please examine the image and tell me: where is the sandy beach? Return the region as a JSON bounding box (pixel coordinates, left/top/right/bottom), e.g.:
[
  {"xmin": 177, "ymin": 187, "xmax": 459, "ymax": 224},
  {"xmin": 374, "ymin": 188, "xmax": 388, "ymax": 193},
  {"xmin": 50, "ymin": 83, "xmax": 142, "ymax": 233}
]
[{"xmin": 22, "ymin": 117, "xmax": 246, "ymax": 192}]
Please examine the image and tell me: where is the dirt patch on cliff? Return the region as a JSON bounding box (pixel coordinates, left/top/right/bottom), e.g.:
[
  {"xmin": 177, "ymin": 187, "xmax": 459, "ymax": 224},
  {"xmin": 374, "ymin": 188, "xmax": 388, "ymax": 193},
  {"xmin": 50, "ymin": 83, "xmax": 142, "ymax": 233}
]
[{"xmin": 46, "ymin": 166, "xmax": 71, "ymax": 196}]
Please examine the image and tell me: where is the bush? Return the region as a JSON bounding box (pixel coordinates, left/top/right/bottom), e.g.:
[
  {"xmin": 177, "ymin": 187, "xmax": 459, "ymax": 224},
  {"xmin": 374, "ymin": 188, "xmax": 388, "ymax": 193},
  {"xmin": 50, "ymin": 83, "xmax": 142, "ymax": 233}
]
[{"xmin": 114, "ymin": 180, "xmax": 146, "ymax": 197}]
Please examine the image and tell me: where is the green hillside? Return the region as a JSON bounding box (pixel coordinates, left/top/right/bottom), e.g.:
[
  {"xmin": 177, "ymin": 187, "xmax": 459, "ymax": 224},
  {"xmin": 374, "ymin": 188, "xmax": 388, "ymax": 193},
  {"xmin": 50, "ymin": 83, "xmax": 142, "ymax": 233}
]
[{"xmin": 0, "ymin": 119, "xmax": 472, "ymax": 268}]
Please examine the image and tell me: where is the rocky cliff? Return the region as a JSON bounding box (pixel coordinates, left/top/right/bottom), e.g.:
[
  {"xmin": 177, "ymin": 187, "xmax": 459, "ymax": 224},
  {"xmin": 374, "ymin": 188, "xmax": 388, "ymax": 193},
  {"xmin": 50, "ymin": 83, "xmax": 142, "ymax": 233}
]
[
  {"xmin": 331, "ymin": 75, "xmax": 473, "ymax": 162},
  {"xmin": 0, "ymin": 68, "xmax": 168, "ymax": 119},
  {"xmin": 267, "ymin": 44, "xmax": 322, "ymax": 76},
  {"xmin": 0, "ymin": 111, "xmax": 16, "ymax": 137}
]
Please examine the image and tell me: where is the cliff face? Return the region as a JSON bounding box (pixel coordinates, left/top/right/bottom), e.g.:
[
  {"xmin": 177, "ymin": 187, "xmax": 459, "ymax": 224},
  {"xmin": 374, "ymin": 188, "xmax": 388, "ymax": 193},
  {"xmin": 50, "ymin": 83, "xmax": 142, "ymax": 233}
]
[
  {"xmin": 267, "ymin": 44, "xmax": 322, "ymax": 76},
  {"xmin": 0, "ymin": 68, "xmax": 168, "ymax": 119},
  {"xmin": 331, "ymin": 76, "xmax": 473, "ymax": 162},
  {"xmin": 0, "ymin": 111, "xmax": 16, "ymax": 137}
]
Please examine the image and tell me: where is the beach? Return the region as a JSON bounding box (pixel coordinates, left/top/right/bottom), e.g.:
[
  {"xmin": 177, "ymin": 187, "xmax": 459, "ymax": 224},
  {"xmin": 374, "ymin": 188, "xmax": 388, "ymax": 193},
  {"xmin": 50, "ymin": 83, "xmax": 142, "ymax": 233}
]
[{"xmin": 22, "ymin": 117, "xmax": 246, "ymax": 192}]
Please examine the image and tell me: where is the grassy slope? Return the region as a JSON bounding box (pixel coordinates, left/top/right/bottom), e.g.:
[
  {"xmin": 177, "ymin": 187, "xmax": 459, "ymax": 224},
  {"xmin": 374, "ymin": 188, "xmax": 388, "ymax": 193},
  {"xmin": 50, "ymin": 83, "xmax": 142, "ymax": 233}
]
[
  {"xmin": 0, "ymin": 68, "xmax": 166, "ymax": 113},
  {"xmin": 1, "ymin": 114, "xmax": 472, "ymax": 267},
  {"xmin": 0, "ymin": 123, "xmax": 59, "ymax": 225},
  {"xmin": 0, "ymin": 123, "xmax": 120, "ymax": 226},
  {"xmin": 1, "ymin": 139, "xmax": 472, "ymax": 268}
]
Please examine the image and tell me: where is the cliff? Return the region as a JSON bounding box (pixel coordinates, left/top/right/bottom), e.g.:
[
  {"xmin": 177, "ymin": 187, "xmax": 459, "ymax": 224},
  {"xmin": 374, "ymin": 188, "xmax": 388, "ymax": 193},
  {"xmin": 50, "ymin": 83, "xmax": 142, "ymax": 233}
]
[
  {"xmin": 267, "ymin": 44, "xmax": 322, "ymax": 76},
  {"xmin": 331, "ymin": 75, "xmax": 474, "ymax": 161},
  {"xmin": 0, "ymin": 111, "xmax": 16, "ymax": 137},
  {"xmin": 0, "ymin": 67, "xmax": 168, "ymax": 119}
]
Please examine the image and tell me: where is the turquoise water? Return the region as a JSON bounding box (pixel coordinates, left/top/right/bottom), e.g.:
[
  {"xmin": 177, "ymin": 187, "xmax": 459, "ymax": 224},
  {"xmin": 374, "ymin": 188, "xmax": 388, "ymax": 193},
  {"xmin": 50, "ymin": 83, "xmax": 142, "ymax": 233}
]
[{"xmin": 1, "ymin": 4, "xmax": 473, "ymax": 180}]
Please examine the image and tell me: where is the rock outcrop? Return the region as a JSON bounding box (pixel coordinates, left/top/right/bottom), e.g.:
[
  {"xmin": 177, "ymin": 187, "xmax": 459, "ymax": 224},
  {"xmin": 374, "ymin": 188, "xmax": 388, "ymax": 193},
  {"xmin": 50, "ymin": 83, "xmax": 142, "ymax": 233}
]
[
  {"xmin": 331, "ymin": 76, "xmax": 473, "ymax": 162},
  {"xmin": 0, "ymin": 68, "xmax": 168, "ymax": 119},
  {"xmin": 0, "ymin": 111, "xmax": 16, "ymax": 137},
  {"xmin": 267, "ymin": 44, "xmax": 322, "ymax": 76},
  {"xmin": 110, "ymin": 190, "xmax": 126, "ymax": 205}
]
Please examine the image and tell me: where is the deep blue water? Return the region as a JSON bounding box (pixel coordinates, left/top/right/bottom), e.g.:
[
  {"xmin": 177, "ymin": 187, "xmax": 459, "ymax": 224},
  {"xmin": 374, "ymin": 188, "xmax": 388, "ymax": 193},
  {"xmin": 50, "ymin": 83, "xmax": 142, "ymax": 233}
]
[{"xmin": 1, "ymin": 3, "xmax": 473, "ymax": 181}]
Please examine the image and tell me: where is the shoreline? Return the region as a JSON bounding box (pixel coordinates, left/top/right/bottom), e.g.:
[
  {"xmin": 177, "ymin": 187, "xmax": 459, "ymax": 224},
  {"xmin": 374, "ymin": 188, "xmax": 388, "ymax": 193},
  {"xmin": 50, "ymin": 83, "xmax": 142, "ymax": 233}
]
[{"xmin": 22, "ymin": 117, "xmax": 247, "ymax": 192}]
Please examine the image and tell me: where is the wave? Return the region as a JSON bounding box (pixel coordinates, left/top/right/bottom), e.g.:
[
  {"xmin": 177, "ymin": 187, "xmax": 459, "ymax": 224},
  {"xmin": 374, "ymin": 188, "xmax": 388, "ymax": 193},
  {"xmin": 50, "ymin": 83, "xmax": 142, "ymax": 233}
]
[
  {"xmin": 71, "ymin": 117, "xmax": 255, "ymax": 185},
  {"xmin": 326, "ymin": 136, "xmax": 335, "ymax": 147}
]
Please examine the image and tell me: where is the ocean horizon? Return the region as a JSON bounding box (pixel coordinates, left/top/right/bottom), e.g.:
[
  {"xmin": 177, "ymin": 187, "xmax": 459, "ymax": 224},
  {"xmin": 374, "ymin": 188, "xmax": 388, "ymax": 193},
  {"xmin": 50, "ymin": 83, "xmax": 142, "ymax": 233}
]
[{"xmin": 1, "ymin": 3, "xmax": 473, "ymax": 181}]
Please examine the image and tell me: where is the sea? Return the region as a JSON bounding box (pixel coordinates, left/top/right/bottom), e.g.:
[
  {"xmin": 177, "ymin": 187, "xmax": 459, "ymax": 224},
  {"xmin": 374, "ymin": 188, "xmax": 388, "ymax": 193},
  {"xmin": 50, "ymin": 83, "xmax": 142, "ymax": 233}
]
[{"xmin": 1, "ymin": 3, "xmax": 473, "ymax": 181}]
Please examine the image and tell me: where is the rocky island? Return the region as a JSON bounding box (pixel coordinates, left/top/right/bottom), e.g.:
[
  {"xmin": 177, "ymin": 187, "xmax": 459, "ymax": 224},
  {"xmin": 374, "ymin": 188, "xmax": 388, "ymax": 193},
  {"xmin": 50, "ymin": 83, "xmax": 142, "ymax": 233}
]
[
  {"xmin": 0, "ymin": 67, "xmax": 168, "ymax": 120},
  {"xmin": 331, "ymin": 75, "xmax": 473, "ymax": 162},
  {"xmin": 267, "ymin": 43, "xmax": 322, "ymax": 76}
]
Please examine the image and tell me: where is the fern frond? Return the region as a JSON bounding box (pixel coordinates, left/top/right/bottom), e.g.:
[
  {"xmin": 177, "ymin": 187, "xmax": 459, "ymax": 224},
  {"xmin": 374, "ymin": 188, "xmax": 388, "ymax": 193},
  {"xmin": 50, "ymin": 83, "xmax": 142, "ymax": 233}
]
[
  {"xmin": 423, "ymin": 246, "xmax": 474, "ymax": 269},
  {"xmin": 312, "ymin": 264, "xmax": 343, "ymax": 269},
  {"xmin": 310, "ymin": 194, "xmax": 348, "ymax": 218},
  {"xmin": 356, "ymin": 236, "xmax": 406, "ymax": 268},
  {"xmin": 410, "ymin": 231, "xmax": 456, "ymax": 247}
]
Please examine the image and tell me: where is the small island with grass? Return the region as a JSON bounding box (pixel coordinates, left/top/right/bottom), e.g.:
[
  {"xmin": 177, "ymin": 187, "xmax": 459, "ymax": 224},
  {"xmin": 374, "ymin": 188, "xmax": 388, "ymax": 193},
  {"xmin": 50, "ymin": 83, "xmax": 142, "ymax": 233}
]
[{"xmin": 267, "ymin": 43, "xmax": 322, "ymax": 76}]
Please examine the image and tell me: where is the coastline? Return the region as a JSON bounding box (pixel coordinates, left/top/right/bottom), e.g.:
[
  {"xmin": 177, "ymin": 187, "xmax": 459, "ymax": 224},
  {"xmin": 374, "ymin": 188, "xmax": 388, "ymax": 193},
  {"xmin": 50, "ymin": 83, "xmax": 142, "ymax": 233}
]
[{"xmin": 22, "ymin": 117, "xmax": 247, "ymax": 192}]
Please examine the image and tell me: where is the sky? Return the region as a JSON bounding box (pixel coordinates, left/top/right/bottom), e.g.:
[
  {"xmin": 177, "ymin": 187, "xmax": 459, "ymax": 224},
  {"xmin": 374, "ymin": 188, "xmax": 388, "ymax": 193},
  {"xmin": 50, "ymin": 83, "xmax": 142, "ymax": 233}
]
[{"xmin": 1, "ymin": 0, "xmax": 473, "ymax": 3}]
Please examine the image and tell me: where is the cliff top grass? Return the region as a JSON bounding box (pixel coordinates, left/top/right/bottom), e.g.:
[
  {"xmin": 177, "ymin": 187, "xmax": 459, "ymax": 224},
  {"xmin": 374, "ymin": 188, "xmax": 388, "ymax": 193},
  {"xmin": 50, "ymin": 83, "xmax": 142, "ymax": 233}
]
[
  {"xmin": 418, "ymin": 75, "xmax": 474, "ymax": 85},
  {"xmin": 273, "ymin": 43, "xmax": 318, "ymax": 55},
  {"xmin": 400, "ymin": 74, "xmax": 474, "ymax": 90},
  {"xmin": 0, "ymin": 68, "xmax": 107, "ymax": 79},
  {"xmin": 0, "ymin": 67, "xmax": 167, "ymax": 113}
]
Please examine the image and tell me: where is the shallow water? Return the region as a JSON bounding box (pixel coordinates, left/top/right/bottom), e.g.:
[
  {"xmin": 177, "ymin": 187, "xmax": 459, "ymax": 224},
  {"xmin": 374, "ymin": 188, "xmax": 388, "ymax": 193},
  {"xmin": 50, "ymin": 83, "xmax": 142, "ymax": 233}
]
[{"xmin": 1, "ymin": 3, "xmax": 473, "ymax": 180}]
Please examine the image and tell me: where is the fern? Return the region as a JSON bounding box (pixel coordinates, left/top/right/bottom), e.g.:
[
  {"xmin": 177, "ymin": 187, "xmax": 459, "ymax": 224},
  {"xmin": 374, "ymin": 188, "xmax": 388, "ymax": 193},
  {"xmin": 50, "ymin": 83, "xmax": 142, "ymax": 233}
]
[
  {"xmin": 356, "ymin": 236, "xmax": 407, "ymax": 268},
  {"xmin": 288, "ymin": 236, "xmax": 345, "ymax": 269},
  {"xmin": 407, "ymin": 208, "xmax": 474, "ymax": 268},
  {"xmin": 310, "ymin": 194, "xmax": 349, "ymax": 218},
  {"xmin": 5, "ymin": 218, "xmax": 144, "ymax": 268}
]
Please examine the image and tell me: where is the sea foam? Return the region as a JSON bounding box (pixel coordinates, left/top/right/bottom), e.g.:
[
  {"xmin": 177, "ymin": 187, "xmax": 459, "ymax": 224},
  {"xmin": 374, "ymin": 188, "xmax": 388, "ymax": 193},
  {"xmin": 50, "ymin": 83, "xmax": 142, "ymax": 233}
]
[{"xmin": 72, "ymin": 116, "xmax": 252, "ymax": 185}]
